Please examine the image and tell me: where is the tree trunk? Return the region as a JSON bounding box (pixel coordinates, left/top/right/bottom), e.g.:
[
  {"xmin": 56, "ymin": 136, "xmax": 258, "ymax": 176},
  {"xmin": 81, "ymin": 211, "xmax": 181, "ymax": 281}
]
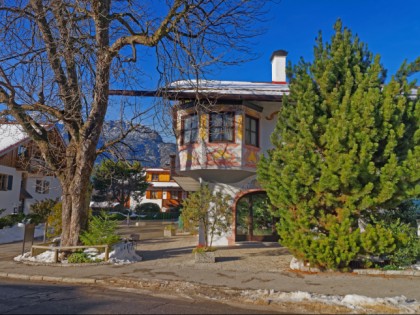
[{"xmin": 60, "ymin": 151, "xmax": 95, "ymax": 247}]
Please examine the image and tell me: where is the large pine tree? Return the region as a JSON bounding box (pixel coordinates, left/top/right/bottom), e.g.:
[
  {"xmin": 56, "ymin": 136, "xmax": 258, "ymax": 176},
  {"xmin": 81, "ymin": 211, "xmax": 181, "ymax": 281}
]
[{"xmin": 257, "ymin": 20, "xmax": 420, "ymax": 270}]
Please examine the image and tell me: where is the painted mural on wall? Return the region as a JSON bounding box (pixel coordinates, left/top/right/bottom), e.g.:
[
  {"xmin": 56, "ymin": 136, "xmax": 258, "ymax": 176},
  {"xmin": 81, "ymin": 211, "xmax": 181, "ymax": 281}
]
[
  {"xmin": 177, "ymin": 109, "xmax": 266, "ymax": 170},
  {"xmin": 205, "ymin": 143, "xmax": 241, "ymax": 167},
  {"xmin": 243, "ymin": 146, "xmax": 260, "ymax": 168},
  {"xmin": 178, "ymin": 143, "xmax": 202, "ymax": 169}
]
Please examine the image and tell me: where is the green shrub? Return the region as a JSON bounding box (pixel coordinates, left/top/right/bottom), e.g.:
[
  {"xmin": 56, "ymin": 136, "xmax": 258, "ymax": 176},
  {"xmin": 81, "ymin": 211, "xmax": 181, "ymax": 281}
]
[
  {"xmin": 29, "ymin": 199, "xmax": 57, "ymax": 225},
  {"xmin": 46, "ymin": 202, "xmax": 62, "ymax": 239},
  {"xmin": 365, "ymin": 201, "xmax": 419, "ymax": 229},
  {"xmin": 135, "ymin": 202, "xmax": 160, "ymax": 213},
  {"xmin": 67, "ymin": 252, "xmax": 100, "ymax": 264},
  {"xmin": 360, "ymin": 219, "xmax": 420, "ymax": 268},
  {"xmin": 107, "ymin": 212, "xmax": 126, "ymax": 221},
  {"xmin": 360, "ymin": 222, "xmax": 396, "ymax": 256},
  {"xmin": 387, "ymin": 221, "xmax": 420, "ymax": 267},
  {"xmin": 0, "ymin": 213, "xmax": 25, "ymax": 229},
  {"xmin": 80, "ymin": 211, "xmax": 120, "ymax": 246},
  {"xmin": 138, "ymin": 212, "xmax": 179, "ymax": 220},
  {"xmin": 192, "ymin": 245, "xmax": 217, "ymax": 253}
]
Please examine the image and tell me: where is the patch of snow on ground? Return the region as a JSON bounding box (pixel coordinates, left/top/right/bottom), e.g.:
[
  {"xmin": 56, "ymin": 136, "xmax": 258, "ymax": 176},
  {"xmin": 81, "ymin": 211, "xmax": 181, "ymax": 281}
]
[
  {"xmin": 14, "ymin": 241, "xmax": 142, "ymax": 265},
  {"xmin": 0, "ymin": 224, "xmax": 44, "ymax": 244},
  {"xmin": 97, "ymin": 242, "xmax": 142, "ymax": 264},
  {"xmin": 14, "ymin": 250, "xmax": 56, "ymax": 263},
  {"xmin": 241, "ymin": 290, "xmax": 419, "ymax": 313}
]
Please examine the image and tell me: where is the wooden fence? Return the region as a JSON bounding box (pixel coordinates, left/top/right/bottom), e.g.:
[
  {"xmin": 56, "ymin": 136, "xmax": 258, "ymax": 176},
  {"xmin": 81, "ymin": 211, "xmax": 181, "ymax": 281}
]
[{"xmin": 31, "ymin": 244, "xmax": 110, "ymax": 263}]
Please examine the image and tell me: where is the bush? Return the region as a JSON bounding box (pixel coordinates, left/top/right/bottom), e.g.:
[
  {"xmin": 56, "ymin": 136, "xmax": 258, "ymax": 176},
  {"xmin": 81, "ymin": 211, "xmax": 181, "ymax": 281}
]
[
  {"xmin": 192, "ymin": 245, "xmax": 217, "ymax": 253},
  {"xmin": 46, "ymin": 202, "xmax": 62, "ymax": 239},
  {"xmin": 137, "ymin": 212, "xmax": 179, "ymax": 220},
  {"xmin": 360, "ymin": 219, "xmax": 420, "ymax": 268},
  {"xmin": 364, "ymin": 200, "xmax": 419, "ymax": 229},
  {"xmin": 67, "ymin": 252, "xmax": 100, "ymax": 264},
  {"xmin": 107, "ymin": 212, "xmax": 126, "ymax": 221},
  {"xmin": 29, "ymin": 199, "xmax": 57, "ymax": 225},
  {"xmin": 387, "ymin": 221, "xmax": 420, "ymax": 267},
  {"xmin": 135, "ymin": 202, "xmax": 160, "ymax": 213},
  {"xmin": 80, "ymin": 211, "xmax": 120, "ymax": 246},
  {"xmin": 164, "ymin": 224, "xmax": 176, "ymax": 231},
  {"xmin": 0, "ymin": 213, "xmax": 25, "ymax": 229}
]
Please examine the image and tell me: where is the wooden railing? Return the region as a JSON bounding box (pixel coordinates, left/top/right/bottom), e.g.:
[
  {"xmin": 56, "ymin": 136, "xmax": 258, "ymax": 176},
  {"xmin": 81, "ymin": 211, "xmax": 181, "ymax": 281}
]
[{"xmin": 31, "ymin": 245, "xmax": 110, "ymax": 263}]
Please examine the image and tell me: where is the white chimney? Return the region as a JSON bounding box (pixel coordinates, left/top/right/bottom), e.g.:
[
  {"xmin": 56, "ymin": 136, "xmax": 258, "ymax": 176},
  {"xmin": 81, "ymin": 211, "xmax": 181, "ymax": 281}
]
[{"xmin": 270, "ymin": 50, "xmax": 288, "ymax": 84}]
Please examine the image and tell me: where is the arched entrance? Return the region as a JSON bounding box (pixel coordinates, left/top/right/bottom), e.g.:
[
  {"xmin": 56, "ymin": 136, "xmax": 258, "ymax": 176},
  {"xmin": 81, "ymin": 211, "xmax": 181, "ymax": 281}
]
[{"xmin": 235, "ymin": 191, "xmax": 279, "ymax": 242}]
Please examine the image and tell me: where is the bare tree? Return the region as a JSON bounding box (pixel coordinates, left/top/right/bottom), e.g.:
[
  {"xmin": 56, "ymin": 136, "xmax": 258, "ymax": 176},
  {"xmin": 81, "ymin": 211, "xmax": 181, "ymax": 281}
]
[{"xmin": 0, "ymin": 0, "xmax": 271, "ymax": 247}]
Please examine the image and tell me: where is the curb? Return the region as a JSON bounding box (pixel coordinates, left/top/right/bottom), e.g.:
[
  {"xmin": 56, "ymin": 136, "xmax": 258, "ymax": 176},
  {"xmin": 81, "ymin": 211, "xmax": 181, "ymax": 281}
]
[
  {"xmin": 353, "ymin": 269, "xmax": 420, "ymax": 276},
  {"xmin": 1, "ymin": 272, "xmax": 419, "ymax": 314},
  {"xmin": 0, "ymin": 272, "xmax": 94, "ymax": 284}
]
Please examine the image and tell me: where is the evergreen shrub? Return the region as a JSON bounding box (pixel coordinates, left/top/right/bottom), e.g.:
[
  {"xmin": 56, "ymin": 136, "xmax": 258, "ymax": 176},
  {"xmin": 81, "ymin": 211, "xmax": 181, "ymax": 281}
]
[
  {"xmin": 257, "ymin": 19, "xmax": 420, "ymax": 270},
  {"xmin": 80, "ymin": 211, "xmax": 120, "ymax": 246}
]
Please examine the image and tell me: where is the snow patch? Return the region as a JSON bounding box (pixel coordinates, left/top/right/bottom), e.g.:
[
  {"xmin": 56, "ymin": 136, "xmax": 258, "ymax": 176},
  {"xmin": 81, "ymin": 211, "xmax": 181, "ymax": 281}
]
[
  {"xmin": 97, "ymin": 242, "xmax": 142, "ymax": 265},
  {"xmin": 0, "ymin": 224, "xmax": 44, "ymax": 244},
  {"xmin": 14, "ymin": 241, "xmax": 142, "ymax": 265},
  {"xmin": 241, "ymin": 290, "xmax": 419, "ymax": 313}
]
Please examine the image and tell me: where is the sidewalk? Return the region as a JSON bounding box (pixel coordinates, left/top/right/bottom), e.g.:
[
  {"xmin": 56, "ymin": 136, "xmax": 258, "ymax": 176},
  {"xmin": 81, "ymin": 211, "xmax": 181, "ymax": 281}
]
[{"xmin": 1, "ymin": 222, "xmax": 419, "ymax": 313}]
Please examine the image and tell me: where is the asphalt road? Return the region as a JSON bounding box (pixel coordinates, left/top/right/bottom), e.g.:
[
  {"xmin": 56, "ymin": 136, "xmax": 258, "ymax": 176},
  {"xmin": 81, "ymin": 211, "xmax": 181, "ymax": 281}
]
[{"xmin": 0, "ymin": 278, "xmax": 279, "ymax": 314}]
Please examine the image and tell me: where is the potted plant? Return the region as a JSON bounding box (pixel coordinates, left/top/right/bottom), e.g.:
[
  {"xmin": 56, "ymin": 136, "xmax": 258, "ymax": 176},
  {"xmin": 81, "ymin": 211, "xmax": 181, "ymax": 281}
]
[
  {"xmin": 164, "ymin": 224, "xmax": 176, "ymax": 237},
  {"xmin": 192, "ymin": 244, "xmax": 217, "ymax": 263},
  {"xmin": 181, "ymin": 184, "xmax": 232, "ymax": 263}
]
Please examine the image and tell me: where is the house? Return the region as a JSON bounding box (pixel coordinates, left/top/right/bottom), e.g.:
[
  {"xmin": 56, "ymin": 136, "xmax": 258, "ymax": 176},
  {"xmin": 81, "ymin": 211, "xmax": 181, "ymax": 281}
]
[
  {"xmin": 130, "ymin": 167, "xmax": 187, "ymax": 212},
  {"xmin": 161, "ymin": 50, "xmax": 290, "ymax": 245},
  {"xmin": 0, "ymin": 122, "xmax": 63, "ymax": 216}
]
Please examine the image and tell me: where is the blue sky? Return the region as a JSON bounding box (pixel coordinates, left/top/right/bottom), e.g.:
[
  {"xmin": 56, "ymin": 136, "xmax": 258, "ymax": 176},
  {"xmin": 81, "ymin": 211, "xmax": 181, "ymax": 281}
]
[
  {"xmin": 211, "ymin": 0, "xmax": 420, "ymax": 83},
  {"xmin": 109, "ymin": 0, "xmax": 420, "ymax": 140}
]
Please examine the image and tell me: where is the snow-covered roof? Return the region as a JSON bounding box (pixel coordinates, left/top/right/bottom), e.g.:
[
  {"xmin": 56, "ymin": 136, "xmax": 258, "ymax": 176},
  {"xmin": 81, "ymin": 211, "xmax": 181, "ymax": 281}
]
[
  {"xmin": 0, "ymin": 123, "xmax": 62, "ymax": 157},
  {"xmin": 149, "ymin": 182, "xmax": 180, "ymax": 188},
  {"xmin": 0, "ymin": 124, "xmax": 30, "ymax": 156},
  {"xmin": 165, "ymin": 80, "xmax": 289, "ymax": 101},
  {"xmin": 146, "ymin": 168, "xmax": 169, "ymax": 172}
]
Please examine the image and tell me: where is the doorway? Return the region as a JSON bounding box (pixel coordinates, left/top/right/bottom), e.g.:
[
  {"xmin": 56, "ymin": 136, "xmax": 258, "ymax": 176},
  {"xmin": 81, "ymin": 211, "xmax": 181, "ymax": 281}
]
[{"xmin": 235, "ymin": 191, "xmax": 279, "ymax": 242}]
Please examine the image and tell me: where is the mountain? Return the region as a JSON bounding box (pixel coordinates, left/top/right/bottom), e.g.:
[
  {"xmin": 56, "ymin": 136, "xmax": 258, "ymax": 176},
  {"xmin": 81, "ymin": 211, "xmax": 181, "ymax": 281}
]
[
  {"xmin": 99, "ymin": 121, "xmax": 176, "ymax": 167},
  {"xmin": 58, "ymin": 121, "xmax": 177, "ymax": 168}
]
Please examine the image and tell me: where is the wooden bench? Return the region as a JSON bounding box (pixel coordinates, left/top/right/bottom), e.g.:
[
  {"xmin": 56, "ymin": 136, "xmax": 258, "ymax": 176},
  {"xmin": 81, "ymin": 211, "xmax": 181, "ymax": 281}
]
[{"xmin": 31, "ymin": 244, "xmax": 110, "ymax": 263}]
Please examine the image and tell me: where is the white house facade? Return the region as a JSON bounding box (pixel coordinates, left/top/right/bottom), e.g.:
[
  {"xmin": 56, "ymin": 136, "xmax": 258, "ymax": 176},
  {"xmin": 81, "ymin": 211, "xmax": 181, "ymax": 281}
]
[
  {"xmin": 0, "ymin": 123, "xmax": 63, "ymax": 216},
  {"xmin": 164, "ymin": 50, "xmax": 290, "ymax": 245}
]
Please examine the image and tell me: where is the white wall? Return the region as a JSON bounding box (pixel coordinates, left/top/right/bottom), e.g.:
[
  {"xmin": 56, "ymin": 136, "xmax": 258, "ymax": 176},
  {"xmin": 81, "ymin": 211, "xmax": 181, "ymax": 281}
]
[
  {"xmin": 259, "ymin": 101, "xmax": 281, "ymax": 153},
  {"xmin": 24, "ymin": 175, "xmax": 62, "ymax": 213},
  {"xmin": 0, "ymin": 165, "xmax": 22, "ymax": 216}
]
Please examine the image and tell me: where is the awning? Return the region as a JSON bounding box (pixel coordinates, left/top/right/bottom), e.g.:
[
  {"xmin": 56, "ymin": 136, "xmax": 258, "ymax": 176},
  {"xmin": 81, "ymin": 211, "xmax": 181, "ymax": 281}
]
[
  {"xmin": 19, "ymin": 188, "xmax": 33, "ymax": 199},
  {"xmin": 172, "ymin": 176, "xmax": 201, "ymax": 192}
]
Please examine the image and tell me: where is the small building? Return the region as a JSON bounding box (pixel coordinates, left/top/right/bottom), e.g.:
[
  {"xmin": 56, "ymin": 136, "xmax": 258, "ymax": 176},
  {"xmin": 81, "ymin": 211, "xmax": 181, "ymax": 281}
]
[
  {"xmin": 130, "ymin": 168, "xmax": 187, "ymax": 212},
  {"xmin": 163, "ymin": 50, "xmax": 290, "ymax": 245},
  {"xmin": 0, "ymin": 123, "xmax": 63, "ymax": 216}
]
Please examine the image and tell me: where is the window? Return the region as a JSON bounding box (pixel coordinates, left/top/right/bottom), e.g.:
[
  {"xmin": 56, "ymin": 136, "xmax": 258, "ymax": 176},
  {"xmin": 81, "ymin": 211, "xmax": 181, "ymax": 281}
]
[
  {"xmin": 0, "ymin": 174, "xmax": 12, "ymax": 191},
  {"xmin": 150, "ymin": 191, "xmax": 158, "ymax": 199},
  {"xmin": 18, "ymin": 145, "xmax": 27, "ymax": 157},
  {"xmin": 209, "ymin": 112, "xmax": 234, "ymax": 142},
  {"xmin": 182, "ymin": 114, "xmax": 198, "ymax": 145},
  {"xmin": 245, "ymin": 115, "xmax": 259, "ymax": 147},
  {"xmin": 35, "ymin": 180, "xmax": 49, "ymax": 194},
  {"xmin": 151, "ymin": 174, "xmax": 159, "ymax": 181},
  {"xmin": 171, "ymin": 191, "xmax": 179, "ymax": 200}
]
